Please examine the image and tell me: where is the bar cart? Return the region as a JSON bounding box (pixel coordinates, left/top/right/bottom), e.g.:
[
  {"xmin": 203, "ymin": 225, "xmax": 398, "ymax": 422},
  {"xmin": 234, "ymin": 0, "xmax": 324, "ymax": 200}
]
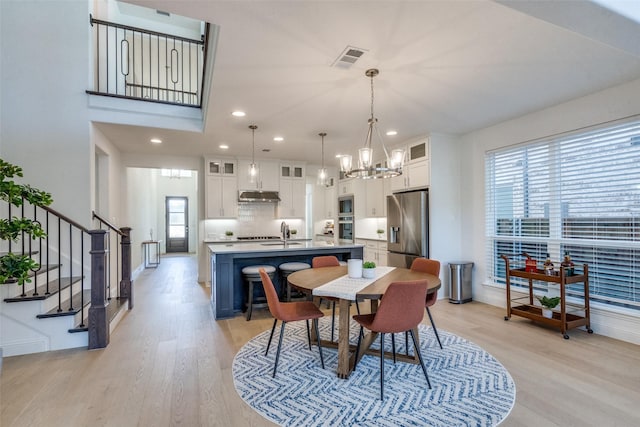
[{"xmin": 501, "ymin": 254, "xmax": 593, "ymax": 339}]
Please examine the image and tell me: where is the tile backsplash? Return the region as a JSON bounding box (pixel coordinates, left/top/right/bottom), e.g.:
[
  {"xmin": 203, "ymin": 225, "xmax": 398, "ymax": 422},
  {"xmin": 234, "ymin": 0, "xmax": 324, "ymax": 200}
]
[{"xmin": 204, "ymin": 204, "xmax": 305, "ymax": 240}]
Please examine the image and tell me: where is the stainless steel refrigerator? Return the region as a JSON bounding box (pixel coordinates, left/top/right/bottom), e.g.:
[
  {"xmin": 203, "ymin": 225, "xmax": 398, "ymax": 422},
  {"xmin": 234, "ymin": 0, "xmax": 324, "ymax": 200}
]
[{"xmin": 387, "ymin": 190, "xmax": 429, "ymax": 268}]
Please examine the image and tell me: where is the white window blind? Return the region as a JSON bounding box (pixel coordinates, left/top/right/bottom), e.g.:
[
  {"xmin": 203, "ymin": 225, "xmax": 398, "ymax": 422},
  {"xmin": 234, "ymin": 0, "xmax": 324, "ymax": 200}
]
[{"xmin": 485, "ymin": 119, "xmax": 640, "ymax": 309}]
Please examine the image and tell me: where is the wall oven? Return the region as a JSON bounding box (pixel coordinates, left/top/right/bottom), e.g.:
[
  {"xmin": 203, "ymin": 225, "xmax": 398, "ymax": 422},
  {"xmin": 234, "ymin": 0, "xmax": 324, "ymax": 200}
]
[{"xmin": 338, "ymin": 196, "xmax": 354, "ymax": 242}]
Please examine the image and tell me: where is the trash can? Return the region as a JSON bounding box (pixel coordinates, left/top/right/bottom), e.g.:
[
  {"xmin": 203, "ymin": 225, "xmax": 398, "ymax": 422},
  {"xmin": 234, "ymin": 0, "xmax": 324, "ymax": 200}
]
[{"xmin": 449, "ymin": 262, "xmax": 474, "ymax": 304}]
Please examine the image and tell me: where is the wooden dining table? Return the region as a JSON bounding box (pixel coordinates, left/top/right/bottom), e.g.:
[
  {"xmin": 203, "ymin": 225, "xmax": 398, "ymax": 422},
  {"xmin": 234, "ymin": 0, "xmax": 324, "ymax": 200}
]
[{"xmin": 287, "ymin": 265, "xmax": 441, "ymax": 379}]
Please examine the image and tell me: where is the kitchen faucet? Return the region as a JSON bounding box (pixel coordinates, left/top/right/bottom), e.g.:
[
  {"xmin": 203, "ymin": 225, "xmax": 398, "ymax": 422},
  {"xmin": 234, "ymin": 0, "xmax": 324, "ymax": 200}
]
[{"xmin": 280, "ymin": 221, "xmax": 290, "ymax": 241}]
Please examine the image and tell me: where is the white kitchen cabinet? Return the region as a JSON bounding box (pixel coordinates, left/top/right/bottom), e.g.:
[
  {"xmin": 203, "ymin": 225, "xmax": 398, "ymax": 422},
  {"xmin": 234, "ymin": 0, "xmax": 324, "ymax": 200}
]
[
  {"xmin": 364, "ymin": 178, "xmax": 389, "ymax": 218},
  {"xmin": 279, "ymin": 178, "xmax": 305, "ymax": 218},
  {"xmin": 237, "ymin": 159, "xmax": 279, "ymax": 191},
  {"xmin": 357, "ymin": 239, "xmax": 388, "ymax": 266},
  {"xmin": 390, "ymin": 161, "xmax": 430, "ymax": 192},
  {"xmin": 324, "ymin": 184, "xmax": 337, "ymax": 218},
  {"xmin": 338, "ymin": 178, "xmax": 353, "ymax": 196},
  {"xmin": 206, "ymin": 158, "xmax": 236, "ymax": 176},
  {"xmin": 280, "ymin": 163, "xmax": 305, "ymax": 179},
  {"xmin": 206, "ymin": 175, "xmax": 238, "ymax": 218}
]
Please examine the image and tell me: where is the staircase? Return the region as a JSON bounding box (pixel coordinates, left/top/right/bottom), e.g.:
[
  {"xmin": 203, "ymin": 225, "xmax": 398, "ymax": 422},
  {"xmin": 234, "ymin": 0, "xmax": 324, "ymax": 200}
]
[{"xmin": 0, "ymin": 201, "xmax": 132, "ymax": 357}]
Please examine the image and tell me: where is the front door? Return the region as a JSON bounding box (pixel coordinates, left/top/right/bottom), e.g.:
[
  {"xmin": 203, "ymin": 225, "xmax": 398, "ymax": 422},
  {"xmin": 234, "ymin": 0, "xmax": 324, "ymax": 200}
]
[{"xmin": 166, "ymin": 196, "xmax": 189, "ymax": 253}]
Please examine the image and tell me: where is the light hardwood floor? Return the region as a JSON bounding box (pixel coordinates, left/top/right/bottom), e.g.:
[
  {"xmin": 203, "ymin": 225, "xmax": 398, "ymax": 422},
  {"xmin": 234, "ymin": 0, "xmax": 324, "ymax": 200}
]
[{"xmin": 2, "ymin": 254, "xmax": 639, "ymax": 426}]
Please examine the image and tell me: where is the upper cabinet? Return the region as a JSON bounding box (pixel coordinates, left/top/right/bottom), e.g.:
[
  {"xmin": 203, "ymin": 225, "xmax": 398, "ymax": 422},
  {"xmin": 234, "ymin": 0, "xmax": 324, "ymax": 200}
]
[
  {"xmin": 237, "ymin": 159, "xmax": 279, "ymax": 191},
  {"xmin": 206, "ymin": 175, "xmax": 238, "ymax": 219},
  {"xmin": 390, "ymin": 138, "xmax": 430, "ymax": 192},
  {"xmin": 280, "ymin": 163, "xmax": 305, "ymax": 179},
  {"xmin": 365, "ymin": 178, "xmax": 390, "ymax": 218},
  {"xmin": 206, "ymin": 158, "xmax": 236, "ymax": 176}
]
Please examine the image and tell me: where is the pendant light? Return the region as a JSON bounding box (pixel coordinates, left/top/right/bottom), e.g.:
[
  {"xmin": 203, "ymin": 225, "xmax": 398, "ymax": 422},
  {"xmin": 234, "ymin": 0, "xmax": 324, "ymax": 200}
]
[
  {"xmin": 317, "ymin": 132, "xmax": 328, "ymax": 186},
  {"xmin": 341, "ymin": 69, "xmax": 404, "ymax": 179},
  {"xmin": 248, "ymin": 125, "xmax": 258, "ymax": 183}
]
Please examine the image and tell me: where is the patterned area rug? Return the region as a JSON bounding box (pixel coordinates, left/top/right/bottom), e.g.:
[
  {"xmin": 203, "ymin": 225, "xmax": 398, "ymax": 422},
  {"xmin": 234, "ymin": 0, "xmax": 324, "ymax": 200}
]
[{"xmin": 233, "ymin": 318, "xmax": 516, "ymax": 426}]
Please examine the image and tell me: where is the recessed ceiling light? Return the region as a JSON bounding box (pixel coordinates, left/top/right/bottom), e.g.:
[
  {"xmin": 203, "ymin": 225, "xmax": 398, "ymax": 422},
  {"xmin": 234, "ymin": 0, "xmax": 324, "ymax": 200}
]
[
  {"xmin": 219, "ymin": 144, "xmax": 229, "ymax": 150},
  {"xmin": 150, "ymin": 138, "xmax": 162, "ymax": 144},
  {"xmin": 386, "ymin": 130, "xmax": 398, "ymax": 136},
  {"xmin": 273, "ymin": 136, "xmax": 284, "ymax": 142},
  {"xmin": 336, "ymin": 154, "xmax": 344, "ymax": 158},
  {"xmin": 231, "ymin": 111, "xmax": 246, "ymax": 117}
]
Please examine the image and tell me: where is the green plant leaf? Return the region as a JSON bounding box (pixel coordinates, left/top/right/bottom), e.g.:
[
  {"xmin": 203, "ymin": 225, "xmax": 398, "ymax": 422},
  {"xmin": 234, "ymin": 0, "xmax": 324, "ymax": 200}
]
[{"xmin": 363, "ymin": 261, "xmax": 376, "ymax": 268}]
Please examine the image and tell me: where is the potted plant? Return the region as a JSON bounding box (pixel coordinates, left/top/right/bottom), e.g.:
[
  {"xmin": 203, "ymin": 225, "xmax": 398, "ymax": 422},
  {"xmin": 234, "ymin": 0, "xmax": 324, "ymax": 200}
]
[
  {"xmin": 537, "ymin": 295, "xmax": 560, "ymax": 318},
  {"xmin": 0, "ymin": 159, "xmax": 52, "ymax": 286},
  {"xmin": 376, "ymin": 229, "xmax": 384, "ymax": 239},
  {"xmin": 225, "ymin": 230, "xmax": 234, "ymax": 238},
  {"xmin": 362, "ymin": 261, "xmax": 376, "ymax": 279},
  {"xmin": 290, "ymin": 229, "xmax": 297, "ymax": 236}
]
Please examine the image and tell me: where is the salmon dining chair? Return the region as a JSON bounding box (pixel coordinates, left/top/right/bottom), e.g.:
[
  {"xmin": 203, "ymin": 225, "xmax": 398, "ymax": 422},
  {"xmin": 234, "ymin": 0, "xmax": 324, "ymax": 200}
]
[
  {"xmin": 409, "ymin": 258, "xmax": 443, "ymax": 349},
  {"xmin": 259, "ymin": 268, "xmax": 325, "ymax": 378},
  {"xmin": 311, "ymin": 256, "xmax": 360, "ymax": 342},
  {"xmin": 352, "ymin": 280, "xmax": 432, "ymax": 400}
]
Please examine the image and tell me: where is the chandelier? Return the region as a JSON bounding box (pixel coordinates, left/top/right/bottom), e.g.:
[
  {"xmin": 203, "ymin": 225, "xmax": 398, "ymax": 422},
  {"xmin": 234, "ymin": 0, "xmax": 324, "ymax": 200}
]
[
  {"xmin": 248, "ymin": 125, "xmax": 258, "ymax": 183},
  {"xmin": 341, "ymin": 69, "xmax": 404, "ymax": 179},
  {"xmin": 317, "ymin": 132, "xmax": 328, "ymax": 186}
]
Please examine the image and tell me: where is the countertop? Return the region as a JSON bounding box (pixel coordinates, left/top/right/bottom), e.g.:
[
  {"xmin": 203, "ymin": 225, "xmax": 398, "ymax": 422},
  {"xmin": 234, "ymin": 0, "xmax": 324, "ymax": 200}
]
[{"xmin": 208, "ymin": 240, "xmax": 363, "ymax": 254}]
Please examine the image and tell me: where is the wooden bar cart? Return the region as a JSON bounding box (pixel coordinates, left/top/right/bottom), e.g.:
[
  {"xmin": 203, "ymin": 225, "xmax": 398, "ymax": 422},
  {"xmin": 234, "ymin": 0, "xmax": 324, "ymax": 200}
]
[{"xmin": 501, "ymin": 254, "xmax": 593, "ymax": 339}]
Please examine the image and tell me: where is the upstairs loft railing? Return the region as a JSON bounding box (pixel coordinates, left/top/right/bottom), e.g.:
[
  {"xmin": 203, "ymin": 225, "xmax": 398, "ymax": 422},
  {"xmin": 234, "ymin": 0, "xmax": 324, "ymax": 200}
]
[
  {"xmin": 1, "ymin": 197, "xmax": 132, "ymax": 350},
  {"xmin": 87, "ymin": 14, "xmax": 209, "ymax": 107}
]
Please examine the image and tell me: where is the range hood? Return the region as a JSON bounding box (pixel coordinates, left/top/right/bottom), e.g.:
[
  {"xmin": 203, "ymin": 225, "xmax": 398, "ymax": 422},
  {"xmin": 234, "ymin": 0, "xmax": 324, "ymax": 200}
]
[{"xmin": 238, "ymin": 190, "xmax": 281, "ymax": 203}]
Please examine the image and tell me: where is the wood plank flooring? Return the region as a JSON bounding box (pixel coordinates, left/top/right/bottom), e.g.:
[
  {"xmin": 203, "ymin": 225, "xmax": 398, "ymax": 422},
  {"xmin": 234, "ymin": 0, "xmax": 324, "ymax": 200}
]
[{"xmin": 2, "ymin": 254, "xmax": 639, "ymax": 426}]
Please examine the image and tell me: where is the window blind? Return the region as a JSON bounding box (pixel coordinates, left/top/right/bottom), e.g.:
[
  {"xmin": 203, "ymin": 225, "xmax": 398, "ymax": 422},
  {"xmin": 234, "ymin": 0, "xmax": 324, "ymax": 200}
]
[{"xmin": 485, "ymin": 119, "xmax": 640, "ymax": 309}]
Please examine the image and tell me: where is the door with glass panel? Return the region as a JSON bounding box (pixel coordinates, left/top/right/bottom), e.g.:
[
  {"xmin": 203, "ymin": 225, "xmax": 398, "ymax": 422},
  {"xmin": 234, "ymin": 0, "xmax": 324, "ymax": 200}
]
[{"xmin": 166, "ymin": 196, "xmax": 189, "ymax": 253}]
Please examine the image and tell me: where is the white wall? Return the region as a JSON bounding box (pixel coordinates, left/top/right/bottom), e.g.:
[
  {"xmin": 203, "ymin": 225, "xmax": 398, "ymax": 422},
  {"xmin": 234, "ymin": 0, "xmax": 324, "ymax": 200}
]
[
  {"xmin": 460, "ymin": 77, "xmax": 640, "ymax": 344},
  {"xmin": 0, "ymin": 0, "xmax": 92, "ymax": 225},
  {"xmin": 125, "ymin": 168, "xmax": 158, "ymax": 271}
]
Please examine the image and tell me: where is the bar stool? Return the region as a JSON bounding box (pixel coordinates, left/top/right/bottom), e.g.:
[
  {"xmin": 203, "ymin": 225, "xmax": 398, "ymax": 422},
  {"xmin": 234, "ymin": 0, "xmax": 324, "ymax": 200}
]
[
  {"xmin": 243, "ymin": 265, "xmax": 276, "ymax": 321},
  {"xmin": 279, "ymin": 262, "xmax": 311, "ymax": 301}
]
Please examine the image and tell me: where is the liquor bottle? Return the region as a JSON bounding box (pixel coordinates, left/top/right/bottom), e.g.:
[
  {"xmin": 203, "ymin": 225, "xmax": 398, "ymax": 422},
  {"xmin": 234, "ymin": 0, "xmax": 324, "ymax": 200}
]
[
  {"xmin": 543, "ymin": 253, "xmax": 554, "ymax": 276},
  {"xmin": 561, "ymin": 251, "xmax": 575, "ymax": 276}
]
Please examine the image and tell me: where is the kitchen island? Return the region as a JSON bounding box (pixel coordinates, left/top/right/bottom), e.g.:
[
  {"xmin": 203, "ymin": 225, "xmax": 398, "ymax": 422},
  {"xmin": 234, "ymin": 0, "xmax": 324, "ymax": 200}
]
[{"xmin": 208, "ymin": 240, "xmax": 364, "ymax": 319}]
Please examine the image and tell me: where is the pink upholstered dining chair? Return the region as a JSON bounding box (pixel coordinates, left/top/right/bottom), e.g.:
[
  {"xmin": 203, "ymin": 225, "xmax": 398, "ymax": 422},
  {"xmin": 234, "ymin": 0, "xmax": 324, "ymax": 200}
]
[
  {"xmin": 352, "ymin": 280, "xmax": 432, "ymax": 399},
  {"xmin": 311, "ymin": 256, "xmax": 360, "ymax": 342},
  {"xmin": 259, "ymin": 268, "xmax": 325, "ymax": 377}
]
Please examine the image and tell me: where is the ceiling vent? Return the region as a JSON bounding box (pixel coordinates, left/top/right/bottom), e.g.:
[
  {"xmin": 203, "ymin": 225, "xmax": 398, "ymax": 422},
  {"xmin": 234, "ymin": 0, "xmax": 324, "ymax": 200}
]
[
  {"xmin": 332, "ymin": 46, "xmax": 367, "ymax": 69},
  {"xmin": 156, "ymin": 10, "xmax": 170, "ymax": 17}
]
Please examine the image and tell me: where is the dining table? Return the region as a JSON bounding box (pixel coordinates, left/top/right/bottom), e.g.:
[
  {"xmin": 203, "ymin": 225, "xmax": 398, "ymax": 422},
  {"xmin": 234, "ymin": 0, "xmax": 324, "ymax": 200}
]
[{"xmin": 287, "ymin": 265, "xmax": 441, "ymax": 379}]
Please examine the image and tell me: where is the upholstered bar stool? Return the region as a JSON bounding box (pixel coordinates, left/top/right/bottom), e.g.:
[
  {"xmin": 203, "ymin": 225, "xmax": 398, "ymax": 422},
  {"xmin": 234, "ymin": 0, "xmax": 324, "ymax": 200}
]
[
  {"xmin": 278, "ymin": 262, "xmax": 311, "ymax": 301},
  {"xmin": 243, "ymin": 265, "xmax": 276, "ymax": 321}
]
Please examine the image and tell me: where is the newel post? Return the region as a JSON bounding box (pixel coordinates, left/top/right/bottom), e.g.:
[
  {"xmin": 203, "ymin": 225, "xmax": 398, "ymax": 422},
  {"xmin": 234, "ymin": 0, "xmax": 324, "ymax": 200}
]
[
  {"xmin": 119, "ymin": 227, "xmax": 133, "ymax": 309},
  {"xmin": 88, "ymin": 229, "xmax": 109, "ymax": 350}
]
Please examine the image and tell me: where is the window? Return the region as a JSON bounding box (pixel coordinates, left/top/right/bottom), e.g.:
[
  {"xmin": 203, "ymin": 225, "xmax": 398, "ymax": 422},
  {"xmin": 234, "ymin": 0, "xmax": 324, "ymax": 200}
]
[
  {"xmin": 161, "ymin": 169, "xmax": 192, "ymax": 178},
  {"xmin": 485, "ymin": 119, "xmax": 640, "ymax": 309}
]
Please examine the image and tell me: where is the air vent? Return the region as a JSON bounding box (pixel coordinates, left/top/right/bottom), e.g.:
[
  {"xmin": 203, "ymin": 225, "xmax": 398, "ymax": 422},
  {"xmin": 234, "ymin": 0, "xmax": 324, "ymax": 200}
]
[
  {"xmin": 332, "ymin": 46, "xmax": 367, "ymax": 69},
  {"xmin": 156, "ymin": 10, "xmax": 170, "ymax": 17}
]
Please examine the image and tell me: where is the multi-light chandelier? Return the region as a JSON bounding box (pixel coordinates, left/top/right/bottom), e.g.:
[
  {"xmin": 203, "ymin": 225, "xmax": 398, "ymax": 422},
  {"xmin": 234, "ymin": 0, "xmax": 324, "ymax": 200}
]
[{"xmin": 340, "ymin": 68, "xmax": 404, "ymax": 179}]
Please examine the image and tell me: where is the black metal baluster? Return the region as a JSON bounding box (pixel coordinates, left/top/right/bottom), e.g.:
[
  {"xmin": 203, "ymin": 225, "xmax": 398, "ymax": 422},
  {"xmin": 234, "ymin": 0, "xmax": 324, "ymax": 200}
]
[
  {"xmin": 80, "ymin": 232, "xmax": 85, "ymax": 327},
  {"xmin": 31, "ymin": 204, "xmax": 38, "ymax": 296},
  {"xmin": 45, "ymin": 212, "xmax": 50, "ymax": 295},
  {"xmin": 68, "ymin": 224, "xmax": 74, "ymax": 312},
  {"xmin": 57, "ymin": 217, "xmax": 62, "ymax": 312}
]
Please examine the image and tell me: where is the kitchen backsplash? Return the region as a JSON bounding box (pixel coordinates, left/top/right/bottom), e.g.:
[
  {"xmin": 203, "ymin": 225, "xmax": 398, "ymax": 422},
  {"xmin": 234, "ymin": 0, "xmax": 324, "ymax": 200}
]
[{"xmin": 204, "ymin": 203, "xmax": 305, "ymax": 240}]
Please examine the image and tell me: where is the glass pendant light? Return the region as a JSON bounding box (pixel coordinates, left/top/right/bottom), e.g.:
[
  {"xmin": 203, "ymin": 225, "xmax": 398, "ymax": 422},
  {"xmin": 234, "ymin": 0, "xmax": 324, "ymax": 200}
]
[
  {"xmin": 317, "ymin": 132, "xmax": 328, "ymax": 186},
  {"xmin": 248, "ymin": 125, "xmax": 258, "ymax": 183},
  {"xmin": 342, "ymin": 69, "xmax": 404, "ymax": 179}
]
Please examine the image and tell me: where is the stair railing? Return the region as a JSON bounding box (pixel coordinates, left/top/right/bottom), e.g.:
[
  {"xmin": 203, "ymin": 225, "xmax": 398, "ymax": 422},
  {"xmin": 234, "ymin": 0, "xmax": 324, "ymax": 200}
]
[{"xmin": 1, "ymin": 196, "xmax": 132, "ymax": 350}]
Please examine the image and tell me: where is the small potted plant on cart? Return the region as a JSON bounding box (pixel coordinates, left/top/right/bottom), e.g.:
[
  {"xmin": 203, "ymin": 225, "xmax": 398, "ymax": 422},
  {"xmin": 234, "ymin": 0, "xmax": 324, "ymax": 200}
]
[{"xmin": 537, "ymin": 295, "xmax": 560, "ymax": 319}]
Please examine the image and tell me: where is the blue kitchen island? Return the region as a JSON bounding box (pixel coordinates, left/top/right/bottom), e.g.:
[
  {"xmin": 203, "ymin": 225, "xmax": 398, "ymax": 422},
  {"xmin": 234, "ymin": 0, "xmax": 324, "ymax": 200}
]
[{"xmin": 208, "ymin": 240, "xmax": 364, "ymax": 319}]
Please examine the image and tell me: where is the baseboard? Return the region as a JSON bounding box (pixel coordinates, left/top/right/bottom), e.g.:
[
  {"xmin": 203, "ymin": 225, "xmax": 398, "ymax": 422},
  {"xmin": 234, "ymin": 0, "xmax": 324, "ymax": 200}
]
[
  {"xmin": 0, "ymin": 337, "xmax": 49, "ymax": 357},
  {"xmin": 477, "ymin": 283, "xmax": 640, "ymax": 345}
]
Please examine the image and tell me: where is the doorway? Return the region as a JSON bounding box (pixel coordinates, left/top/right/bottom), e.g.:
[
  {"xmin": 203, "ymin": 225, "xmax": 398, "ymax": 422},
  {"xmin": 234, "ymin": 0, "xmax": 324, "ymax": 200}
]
[{"xmin": 166, "ymin": 196, "xmax": 189, "ymax": 253}]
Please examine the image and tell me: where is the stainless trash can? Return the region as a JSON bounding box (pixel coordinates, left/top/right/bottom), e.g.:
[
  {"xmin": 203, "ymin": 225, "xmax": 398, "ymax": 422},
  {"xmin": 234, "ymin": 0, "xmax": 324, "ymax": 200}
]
[{"xmin": 449, "ymin": 262, "xmax": 474, "ymax": 304}]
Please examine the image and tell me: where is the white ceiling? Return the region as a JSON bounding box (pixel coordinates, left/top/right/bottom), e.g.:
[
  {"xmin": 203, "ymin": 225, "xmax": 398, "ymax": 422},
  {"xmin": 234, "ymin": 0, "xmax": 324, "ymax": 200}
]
[{"xmin": 97, "ymin": 0, "xmax": 640, "ymax": 166}]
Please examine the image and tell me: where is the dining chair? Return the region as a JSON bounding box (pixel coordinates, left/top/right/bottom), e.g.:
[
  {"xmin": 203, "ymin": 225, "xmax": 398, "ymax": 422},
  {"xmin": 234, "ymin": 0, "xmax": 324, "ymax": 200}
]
[
  {"xmin": 259, "ymin": 268, "xmax": 325, "ymax": 378},
  {"xmin": 311, "ymin": 256, "xmax": 360, "ymax": 342},
  {"xmin": 352, "ymin": 280, "xmax": 432, "ymax": 400},
  {"xmin": 409, "ymin": 258, "xmax": 443, "ymax": 350}
]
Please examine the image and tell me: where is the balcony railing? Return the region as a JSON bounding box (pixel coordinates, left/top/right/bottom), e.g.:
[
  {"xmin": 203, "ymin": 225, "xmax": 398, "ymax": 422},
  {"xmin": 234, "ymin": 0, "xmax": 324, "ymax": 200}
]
[{"xmin": 88, "ymin": 15, "xmax": 209, "ymax": 107}]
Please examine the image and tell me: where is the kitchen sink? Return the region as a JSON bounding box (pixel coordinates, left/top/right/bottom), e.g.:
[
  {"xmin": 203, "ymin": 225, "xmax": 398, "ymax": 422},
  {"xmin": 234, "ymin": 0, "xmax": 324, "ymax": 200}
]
[{"xmin": 260, "ymin": 242, "xmax": 303, "ymax": 246}]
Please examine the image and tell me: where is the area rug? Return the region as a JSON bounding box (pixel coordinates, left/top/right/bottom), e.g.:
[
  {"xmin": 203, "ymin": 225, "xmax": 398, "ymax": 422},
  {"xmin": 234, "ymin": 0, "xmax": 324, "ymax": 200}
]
[{"xmin": 233, "ymin": 318, "xmax": 516, "ymax": 426}]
